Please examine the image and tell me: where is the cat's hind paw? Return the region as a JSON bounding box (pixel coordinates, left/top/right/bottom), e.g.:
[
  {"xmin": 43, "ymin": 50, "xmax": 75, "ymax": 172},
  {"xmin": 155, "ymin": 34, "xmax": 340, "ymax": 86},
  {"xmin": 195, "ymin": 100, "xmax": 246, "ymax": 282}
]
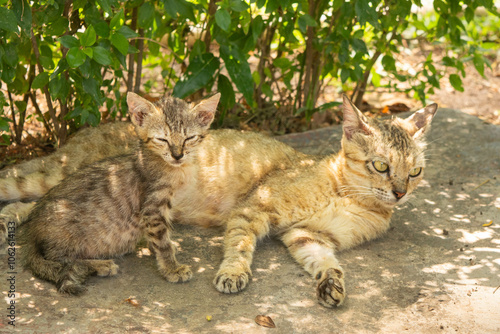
[
  {"xmin": 316, "ymin": 268, "xmax": 346, "ymax": 307},
  {"xmin": 213, "ymin": 269, "xmax": 250, "ymax": 293},
  {"xmin": 162, "ymin": 264, "xmax": 192, "ymax": 283}
]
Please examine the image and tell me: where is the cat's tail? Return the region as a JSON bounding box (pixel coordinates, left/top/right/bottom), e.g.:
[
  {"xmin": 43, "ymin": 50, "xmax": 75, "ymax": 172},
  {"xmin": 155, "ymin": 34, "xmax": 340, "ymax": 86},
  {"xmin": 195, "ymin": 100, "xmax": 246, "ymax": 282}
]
[
  {"xmin": 22, "ymin": 240, "xmax": 93, "ymax": 295},
  {"xmin": 0, "ymin": 171, "xmax": 63, "ymax": 202}
]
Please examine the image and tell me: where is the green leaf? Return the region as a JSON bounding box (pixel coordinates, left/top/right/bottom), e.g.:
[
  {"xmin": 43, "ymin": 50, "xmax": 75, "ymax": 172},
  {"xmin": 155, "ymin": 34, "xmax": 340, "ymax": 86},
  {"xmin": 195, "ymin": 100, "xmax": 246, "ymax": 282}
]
[
  {"xmin": 46, "ymin": 17, "xmax": 68, "ymax": 36},
  {"xmin": 80, "ymin": 26, "xmax": 97, "ymax": 47},
  {"xmin": 340, "ymin": 68, "xmax": 350, "ymax": 83},
  {"xmin": 0, "ymin": 117, "xmax": 10, "ymax": 132},
  {"xmin": 173, "ymin": 53, "xmax": 220, "ymax": 98},
  {"xmin": 138, "ymin": 2, "xmax": 155, "ymax": 28},
  {"xmin": 298, "ymin": 14, "xmax": 317, "ymax": 33},
  {"xmin": 110, "ymin": 9, "xmax": 124, "ymax": 30},
  {"xmin": 215, "ymin": 9, "xmax": 231, "ymax": 32},
  {"xmin": 449, "ymin": 74, "xmax": 464, "ymax": 92},
  {"xmin": 371, "ymin": 69, "xmax": 381, "ymax": 87},
  {"xmin": 82, "ymin": 47, "xmax": 93, "ymax": 58},
  {"xmin": 118, "ymin": 25, "xmax": 138, "ymax": 38},
  {"xmin": 110, "ymin": 32, "xmax": 129, "ymax": 55},
  {"xmin": 65, "ymin": 106, "xmax": 84, "ymax": 120},
  {"xmin": 12, "ymin": 0, "xmax": 32, "ymax": 33},
  {"xmin": 464, "ymin": 6, "xmax": 474, "ymax": 23},
  {"xmin": 351, "ymin": 39, "xmax": 367, "ymax": 54},
  {"xmin": 473, "ymin": 54, "xmax": 485, "ymax": 77},
  {"xmin": 66, "ymin": 47, "xmax": 86, "ymax": 68},
  {"xmin": 230, "ymin": 0, "xmax": 249, "ymax": 12},
  {"xmin": 82, "ymin": 77, "xmax": 102, "ymax": 103},
  {"xmin": 59, "ymin": 35, "xmax": 80, "ymax": 48},
  {"xmin": 217, "ymin": 74, "xmax": 235, "ymax": 110},
  {"xmin": 355, "ymin": 0, "xmax": 381, "ymax": 29},
  {"xmin": 273, "ymin": 58, "xmax": 292, "ymax": 70},
  {"xmin": 97, "ymin": 0, "xmax": 113, "ymax": 14},
  {"xmin": 220, "ymin": 46, "xmax": 255, "ymax": 106},
  {"xmin": 32, "ymin": 72, "xmax": 50, "ymax": 89},
  {"xmin": 14, "ymin": 100, "xmax": 27, "ymax": 112},
  {"xmin": 94, "ymin": 21, "xmax": 110, "ymax": 38},
  {"xmin": 162, "ymin": 0, "xmax": 196, "ymax": 22},
  {"xmin": 382, "ymin": 55, "xmax": 396, "ymax": 71},
  {"xmin": 0, "ymin": 7, "xmax": 19, "ymax": 33},
  {"xmin": 93, "ymin": 46, "xmax": 112, "ymax": 65}
]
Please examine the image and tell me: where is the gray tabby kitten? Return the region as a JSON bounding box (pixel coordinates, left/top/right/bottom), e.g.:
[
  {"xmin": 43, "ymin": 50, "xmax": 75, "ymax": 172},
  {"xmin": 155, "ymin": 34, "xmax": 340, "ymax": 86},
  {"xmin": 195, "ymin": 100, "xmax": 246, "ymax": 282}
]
[{"xmin": 20, "ymin": 92, "xmax": 220, "ymax": 294}]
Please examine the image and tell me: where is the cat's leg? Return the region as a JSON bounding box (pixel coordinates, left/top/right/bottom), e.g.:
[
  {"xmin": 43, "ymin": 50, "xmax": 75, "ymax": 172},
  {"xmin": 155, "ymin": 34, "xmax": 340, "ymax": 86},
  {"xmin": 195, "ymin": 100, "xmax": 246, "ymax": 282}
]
[
  {"xmin": 142, "ymin": 201, "xmax": 192, "ymax": 283},
  {"xmin": 280, "ymin": 227, "xmax": 346, "ymax": 307},
  {"xmin": 82, "ymin": 259, "xmax": 119, "ymax": 277},
  {"xmin": 0, "ymin": 201, "xmax": 36, "ymax": 244},
  {"xmin": 214, "ymin": 210, "xmax": 271, "ymax": 293}
]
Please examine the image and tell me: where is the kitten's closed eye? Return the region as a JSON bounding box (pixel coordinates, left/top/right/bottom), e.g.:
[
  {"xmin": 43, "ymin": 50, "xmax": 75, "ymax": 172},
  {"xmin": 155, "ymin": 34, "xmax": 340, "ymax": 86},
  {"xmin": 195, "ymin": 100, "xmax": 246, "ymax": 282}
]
[{"xmin": 155, "ymin": 138, "xmax": 170, "ymax": 145}]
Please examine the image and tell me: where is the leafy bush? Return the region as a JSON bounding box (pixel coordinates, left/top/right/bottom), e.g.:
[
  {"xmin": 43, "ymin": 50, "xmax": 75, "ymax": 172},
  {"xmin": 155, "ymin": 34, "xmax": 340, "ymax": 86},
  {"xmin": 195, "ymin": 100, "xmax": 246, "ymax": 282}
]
[{"xmin": 0, "ymin": 0, "xmax": 498, "ymax": 146}]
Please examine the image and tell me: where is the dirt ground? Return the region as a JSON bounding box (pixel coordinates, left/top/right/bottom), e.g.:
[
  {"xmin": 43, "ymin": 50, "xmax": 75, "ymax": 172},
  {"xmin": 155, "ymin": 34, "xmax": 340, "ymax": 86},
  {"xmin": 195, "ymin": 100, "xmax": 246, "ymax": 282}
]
[{"xmin": 1, "ymin": 107, "xmax": 499, "ymax": 333}]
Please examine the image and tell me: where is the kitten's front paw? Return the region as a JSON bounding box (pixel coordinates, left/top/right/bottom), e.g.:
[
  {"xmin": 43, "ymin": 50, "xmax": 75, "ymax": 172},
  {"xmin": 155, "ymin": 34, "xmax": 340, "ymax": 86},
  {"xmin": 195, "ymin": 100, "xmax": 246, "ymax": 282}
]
[
  {"xmin": 316, "ymin": 268, "xmax": 346, "ymax": 307},
  {"xmin": 214, "ymin": 269, "xmax": 250, "ymax": 293},
  {"xmin": 94, "ymin": 260, "xmax": 119, "ymax": 277},
  {"xmin": 162, "ymin": 264, "xmax": 192, "ymax": 283}
]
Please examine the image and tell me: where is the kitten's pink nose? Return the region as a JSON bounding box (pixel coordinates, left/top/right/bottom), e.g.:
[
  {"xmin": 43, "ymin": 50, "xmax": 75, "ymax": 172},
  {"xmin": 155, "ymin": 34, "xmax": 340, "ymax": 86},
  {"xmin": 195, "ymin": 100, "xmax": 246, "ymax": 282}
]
[{"xmin": 393, "ymin": 191, "xmax": 406, "ymax": 199}]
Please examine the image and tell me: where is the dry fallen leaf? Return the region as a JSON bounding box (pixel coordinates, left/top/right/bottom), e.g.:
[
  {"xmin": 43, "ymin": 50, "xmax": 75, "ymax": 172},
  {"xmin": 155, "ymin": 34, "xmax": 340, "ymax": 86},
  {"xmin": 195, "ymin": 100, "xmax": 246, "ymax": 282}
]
[
  {"xmin": 124, "ymin": 297, "xmax": 140, "ymax": 307},
  {"xmin": 255, "ymin": 315, "xmax": 276, "ymax": 328}
]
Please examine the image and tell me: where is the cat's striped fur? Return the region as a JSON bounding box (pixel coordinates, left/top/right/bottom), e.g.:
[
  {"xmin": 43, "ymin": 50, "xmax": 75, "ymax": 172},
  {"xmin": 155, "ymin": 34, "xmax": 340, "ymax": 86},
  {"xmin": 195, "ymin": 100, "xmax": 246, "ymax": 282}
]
[
  {"xmin": 213, "ymin": 96, "xmax": 437, "ymax": 307},
  {"xmin": 20, "ymin": 92, "xmax": 220, "ymax": 294}
]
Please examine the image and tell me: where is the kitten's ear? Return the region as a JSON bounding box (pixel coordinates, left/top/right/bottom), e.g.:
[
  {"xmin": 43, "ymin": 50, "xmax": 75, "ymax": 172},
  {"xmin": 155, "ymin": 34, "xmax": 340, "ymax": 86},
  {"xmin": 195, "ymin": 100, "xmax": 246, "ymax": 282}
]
[
  {"xmin": 192, "ymin": 93, "xmax": 220, "ymax": 128},
  {"xmin": 127, "ymin": 92, "xmax": 157, "ymax": 127},
  {"xmin": 342, "ymin": 94, "xmax": 371, "ymax": 140},
  {"xmin": 404, "ymin": 103, "xmax": 438, "ymax": 138}
]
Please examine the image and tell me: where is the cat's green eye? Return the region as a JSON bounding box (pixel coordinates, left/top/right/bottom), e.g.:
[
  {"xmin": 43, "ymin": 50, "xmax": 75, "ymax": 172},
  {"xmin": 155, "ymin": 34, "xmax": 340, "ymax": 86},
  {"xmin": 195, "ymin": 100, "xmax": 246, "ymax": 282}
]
[
  {"xmin": 372, "ymin": 161, "xmax": 389, "ymax": 173},
  {"xmin": 409, "ymin": 167, "xmax": 422, "ymax": 177}
]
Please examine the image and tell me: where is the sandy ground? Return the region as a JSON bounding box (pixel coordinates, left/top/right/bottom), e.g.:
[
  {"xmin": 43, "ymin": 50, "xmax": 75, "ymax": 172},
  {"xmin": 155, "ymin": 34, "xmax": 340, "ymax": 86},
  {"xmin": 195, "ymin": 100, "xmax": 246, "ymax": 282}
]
[{"xmin": 0, "ymin": 107, "xmax": 498, "ymax": 333}]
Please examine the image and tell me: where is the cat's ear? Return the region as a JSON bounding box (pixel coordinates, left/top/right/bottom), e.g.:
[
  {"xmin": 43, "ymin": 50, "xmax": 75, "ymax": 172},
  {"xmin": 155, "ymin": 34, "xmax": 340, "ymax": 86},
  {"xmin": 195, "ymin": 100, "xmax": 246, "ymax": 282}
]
[
  {"xmin": 127, "ymin": 92, "xmax": 158, "ymax": 127},
  {"xmin": 192, "ymin": 93, "xmax": 220, "ymax": 129},
  {"xmin": 342, "ymin": 94, "xmax": 371, "ymax": 140},
  {"xmin": 404, "ymin": 103, "xmax": 438, "ymax": 138}
]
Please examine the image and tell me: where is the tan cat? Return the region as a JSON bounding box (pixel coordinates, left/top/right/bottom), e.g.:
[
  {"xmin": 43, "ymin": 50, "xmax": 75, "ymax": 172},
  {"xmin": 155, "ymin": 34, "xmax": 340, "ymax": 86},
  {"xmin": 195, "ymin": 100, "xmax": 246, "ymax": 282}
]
[
  {"xmin": 20, "ymin": 92, "xmax": 220, "ymax": 294},
  {"xmin": 213, "ymin": 96, "xmax": 437, "ymax": 307}
]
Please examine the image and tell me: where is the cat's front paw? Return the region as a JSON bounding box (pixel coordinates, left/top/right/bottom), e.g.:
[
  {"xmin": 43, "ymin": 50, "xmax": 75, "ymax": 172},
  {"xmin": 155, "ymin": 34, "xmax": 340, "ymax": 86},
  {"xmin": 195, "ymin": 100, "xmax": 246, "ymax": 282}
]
[
  {"xmin": 214, "ymin": 269, "xmax": 250, "ymax": 293},
  {"xmin": 316, "ymin": 268, "xmax": 346, "ymax": 307},
  {"xmin": 161, "ymin": 264, "xmax": 193, "ymax": 283}
]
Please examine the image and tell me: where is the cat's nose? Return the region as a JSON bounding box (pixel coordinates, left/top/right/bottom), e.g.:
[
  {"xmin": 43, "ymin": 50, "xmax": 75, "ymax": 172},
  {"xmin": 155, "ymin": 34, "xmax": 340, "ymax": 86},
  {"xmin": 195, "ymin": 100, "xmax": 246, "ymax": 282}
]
[
  {"xmin": 172, "ymin": 153, "xmax": 184, "ymax": 161},
  {"xmin": 393, "ymin": 191, "xmax": 406, "ymax": 200}
]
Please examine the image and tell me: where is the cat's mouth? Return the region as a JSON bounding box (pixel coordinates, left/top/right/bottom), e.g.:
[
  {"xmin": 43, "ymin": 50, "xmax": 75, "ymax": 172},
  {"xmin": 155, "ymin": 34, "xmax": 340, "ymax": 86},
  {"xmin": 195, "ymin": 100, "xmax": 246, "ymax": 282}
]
[{"xmin": 372, "ymin": 188, "xmax": 407, "ymax": 206}]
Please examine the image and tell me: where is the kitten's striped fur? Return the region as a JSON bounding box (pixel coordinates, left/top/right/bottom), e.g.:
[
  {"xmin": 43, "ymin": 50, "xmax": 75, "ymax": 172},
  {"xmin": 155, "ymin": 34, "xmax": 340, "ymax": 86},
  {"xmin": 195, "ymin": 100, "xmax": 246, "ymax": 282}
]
[{"xmin": 20, "ymin": 92, "xmax": 220, "ymax": 294}]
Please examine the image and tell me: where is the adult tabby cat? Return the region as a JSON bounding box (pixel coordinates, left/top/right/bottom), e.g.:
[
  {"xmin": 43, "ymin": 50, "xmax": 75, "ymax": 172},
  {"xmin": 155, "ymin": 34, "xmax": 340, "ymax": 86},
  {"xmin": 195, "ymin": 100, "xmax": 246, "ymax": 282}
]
[
  {"xmin": 20, "ymin": 92, "xmax": 220, "ymax": 294},
  {"xmin": 213, "ymin": 96, "xmax": 437, "ymax": 307}
]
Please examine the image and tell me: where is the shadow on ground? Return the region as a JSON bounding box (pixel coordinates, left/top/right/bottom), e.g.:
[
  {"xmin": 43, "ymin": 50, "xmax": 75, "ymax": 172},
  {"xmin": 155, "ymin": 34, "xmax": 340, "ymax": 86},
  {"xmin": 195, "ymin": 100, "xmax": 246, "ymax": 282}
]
[{"xmin": 1, "ymin": 109, "xmax": 499, "ymax": 333}]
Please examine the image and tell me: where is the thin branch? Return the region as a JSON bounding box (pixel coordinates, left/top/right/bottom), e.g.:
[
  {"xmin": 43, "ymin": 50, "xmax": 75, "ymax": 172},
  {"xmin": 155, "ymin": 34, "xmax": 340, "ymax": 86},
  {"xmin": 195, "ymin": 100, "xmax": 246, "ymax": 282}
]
[
  {"xmin": 134, "ymin": 28, "xmax": 144, "ymax": 93},
  {"xmin": 30, "ymin": 31, "xmax": 60, "ymax": 134},
  {"xmin": 129, "ymin": 37, "xmax": 169, "ymax": 50},
  {"xmin": 127, "ymin": 7, "xmax": 138, "ymax": 92},
  {"xmin": 29, "ymin": 92, "xmax": 54, "ymax": 137}
]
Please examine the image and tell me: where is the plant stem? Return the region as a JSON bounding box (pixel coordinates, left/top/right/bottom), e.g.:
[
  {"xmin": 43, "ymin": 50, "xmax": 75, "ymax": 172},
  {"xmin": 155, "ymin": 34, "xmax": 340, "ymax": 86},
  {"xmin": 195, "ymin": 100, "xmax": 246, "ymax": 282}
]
[
  {"xmin": 134, "ymin": 28, "xmax": 144, "ymax": 93},
  {"xmin": 127, "ymin": 7, "xmax": 138, "ymax": 92},
  {"xmin": 30, "ymin": 31, "xmax": 60, "ymax": 136}
]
